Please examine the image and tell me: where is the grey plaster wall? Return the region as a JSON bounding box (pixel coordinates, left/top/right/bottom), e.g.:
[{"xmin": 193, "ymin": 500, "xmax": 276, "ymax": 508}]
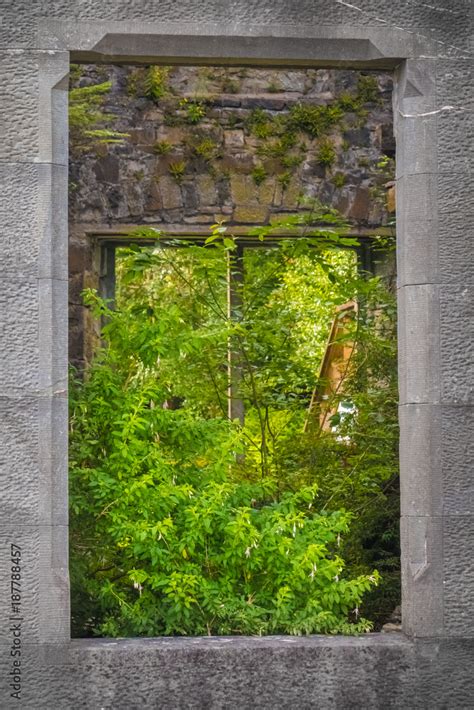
[{"xmin": 0, "ymin": 1, "xmax": 472, "ymax": 707}]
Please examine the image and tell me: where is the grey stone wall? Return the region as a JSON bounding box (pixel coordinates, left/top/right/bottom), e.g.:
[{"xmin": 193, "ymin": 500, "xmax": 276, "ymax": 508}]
[
  {"xmin": 69, "ymin": 64, "xmax": 394, "ymax": 368},
  {"xmin": 69, "ymin": 65, "xmax": 394, "ymax": 228},
  {"xmin": 0, "ymin": 1, "xmax": 472, "ymax": 707}
]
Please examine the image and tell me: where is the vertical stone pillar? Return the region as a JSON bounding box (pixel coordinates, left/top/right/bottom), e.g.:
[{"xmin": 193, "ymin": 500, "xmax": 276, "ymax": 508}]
[
  {"xmin": 0, "ymin": 49, "xmax": 70, "ymax": 648},
  {"xmin": 395, "ymin": 57, "xmax": 474, "ymax": 638}
]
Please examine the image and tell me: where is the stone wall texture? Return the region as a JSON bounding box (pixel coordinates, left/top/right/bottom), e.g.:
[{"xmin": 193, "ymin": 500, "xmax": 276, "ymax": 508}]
[
  {"xmin": 69, "ymin": 64, "xmax": 395, "ymax": 367},
  {"xmin": 0, "ymin": 0, "xmax": 472, "ymax": 707},
  {"xmin": 69, "ymin": 65, "xmax": 394, "ymax": 228}
]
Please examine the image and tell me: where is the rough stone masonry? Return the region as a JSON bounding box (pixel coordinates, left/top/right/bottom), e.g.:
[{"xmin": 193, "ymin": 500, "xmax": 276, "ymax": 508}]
[
  {"xmin": 0, "ymin": 1, "xmax": 472, "ymax": 707},
  {"xmin": 69, "ymin": 63, "xmax": 396, "ymax": 368}
]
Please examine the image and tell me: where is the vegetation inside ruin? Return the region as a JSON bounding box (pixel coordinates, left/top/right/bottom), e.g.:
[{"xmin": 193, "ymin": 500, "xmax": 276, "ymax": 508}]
[
  {"xmin": 69, "ymin": 205, "xmax": 399, "ymax": 638},
  {"xmin": 68, "ymin": 63, "xmax": 392, "ymax": 199},
  {"xmin": 68, "ymin": 63, "xmax": 398, "ymax": 638},
  {"xmin": 68, "ymin": 68, "xmax": 128, "ymax": 151}
]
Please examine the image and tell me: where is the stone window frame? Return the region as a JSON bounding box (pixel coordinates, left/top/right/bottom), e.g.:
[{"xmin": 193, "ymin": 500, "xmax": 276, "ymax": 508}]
[
  {"xmin": 2, "ymin": 14, "xmax": 473, "ymax": 705},
  {"xmin": 93, "ymin": 228, "xmax": 379, "ymax": 300}
]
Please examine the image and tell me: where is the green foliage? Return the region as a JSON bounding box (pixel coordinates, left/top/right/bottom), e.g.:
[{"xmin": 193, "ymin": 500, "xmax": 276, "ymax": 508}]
[
  {"xmin": 69, "ymin": 63, "xmax": 83, "ymax": 84},
  {"xmin": 277, "ymin": 171, "xmax": 292, "ymax": 189},
  {"xmin": 144, "ymin": 66, "xmax": 170, "ymax": 102},
  {"xmin": 237, "ymin": 74, "xmax": 384, "ymax": 180},
  {"xmin": 70, "ymin": 205, "xmax": 398, "ymax": 637},
  {"xmin": 246, "ymin": 109, "xmax": 274, "ymax": 139},
  {"xmin": 316, "ymin": 139, "xmax": 336, "ymax": 167},
  {"xmin": 332, "ymin": 173, "xmax": 347, "ymax": 188},
  {"xmin": 153, "ymin": 140, "xmax": 173, "ymax": 155},
  {"xmin": 355, "ymin": 109, "xmax": 369, "ymax": 128},
  {"xmin": 337, "ymin": 92, "xmax": 361, "ymax": 112},
  {"xmin": 71, "ymin": 398, "xmax": 377, "ymax": 637},
  {"xmin": 126, "ymin": 68, "xmax": 141, "ymax": 97},
  {"xmin": 241, "ymin": 77, "xmax": 384, "ymax": 162},
  {"xmin": 168, "ymin": 160, "xmax": 186, "ymax": 183},
  {"xmin": 289, "ymin": 103, "xmax": 344, "ymax": 138},
  {"xmin": 192, "ymin": 137, "xmax": 221, "ymax": 161},
  {"xmin": 251, "ymin": 164, "xmax": 268, "ymax": 186},
  {"xmin": 69, "ymin": 81, "xmax": 128, "ymax": 151},
  {"xmin": 281, "ymin": 153, "xmax": 303, "ymax": 169},
  {"xmin": 256, "ymin": 132, "xmax": 297, "ymax": 159},
  {"xmin": 357, "ymin": 74, "xmax": 380, "ymax": 104},
  {"xmin": 179, "ymin": 98, "xmax": 206, "ymax": 124},
  {"xmin": 253, "ymin": 122, "xmax": 274, "ymax": 140}
]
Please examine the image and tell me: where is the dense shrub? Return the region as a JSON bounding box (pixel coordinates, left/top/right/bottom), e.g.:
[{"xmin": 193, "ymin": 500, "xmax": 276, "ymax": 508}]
[{"xmin": 70, "ymin": 211, "xmax": 398, "ymax": 636}]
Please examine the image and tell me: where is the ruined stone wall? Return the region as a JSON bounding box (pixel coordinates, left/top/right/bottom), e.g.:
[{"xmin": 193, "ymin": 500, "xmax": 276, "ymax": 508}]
[
  {"xmin": 1, "ymin": 1, "xmax": 473, "ymax": 705},
  {"xmin": 69, "ymin": 65, "xmax": 394, "ymax": 368}
]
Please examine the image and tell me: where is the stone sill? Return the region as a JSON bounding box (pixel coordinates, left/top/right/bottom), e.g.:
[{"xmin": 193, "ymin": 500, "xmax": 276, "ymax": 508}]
[{"xmin": 70, "ymin": 631, "xmax": 411, "ymax": 651}]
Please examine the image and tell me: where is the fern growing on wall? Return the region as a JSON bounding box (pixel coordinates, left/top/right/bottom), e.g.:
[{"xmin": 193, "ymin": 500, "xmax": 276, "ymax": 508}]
[{"xmin": 69, "ymin": 78, "xmax": 128, "ymax": 150}]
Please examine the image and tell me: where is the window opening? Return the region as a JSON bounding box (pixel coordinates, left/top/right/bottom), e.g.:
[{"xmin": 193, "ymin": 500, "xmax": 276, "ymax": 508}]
[{"xmin": 69, "ymin": 62, "xmax": 398, "ymax": 638}]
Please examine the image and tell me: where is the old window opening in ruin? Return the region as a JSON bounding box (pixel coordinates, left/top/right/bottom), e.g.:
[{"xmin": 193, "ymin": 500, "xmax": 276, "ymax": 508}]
[
  {"xmin": 69, "ymin": 63, "xmax": 399, "ymax": 638},
  {"xmin": 96, "ymin": 234, "xmax": 385, "ymax": 428}
]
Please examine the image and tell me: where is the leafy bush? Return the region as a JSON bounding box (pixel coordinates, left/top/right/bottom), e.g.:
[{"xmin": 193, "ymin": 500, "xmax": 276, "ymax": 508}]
[
  {"xmin": 70, "ymin": 207, "xmax": 398, "ymax": 637},
  {"xmin": 71, "ymin": 393, "xmax": 378, "ymax": 637}
]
